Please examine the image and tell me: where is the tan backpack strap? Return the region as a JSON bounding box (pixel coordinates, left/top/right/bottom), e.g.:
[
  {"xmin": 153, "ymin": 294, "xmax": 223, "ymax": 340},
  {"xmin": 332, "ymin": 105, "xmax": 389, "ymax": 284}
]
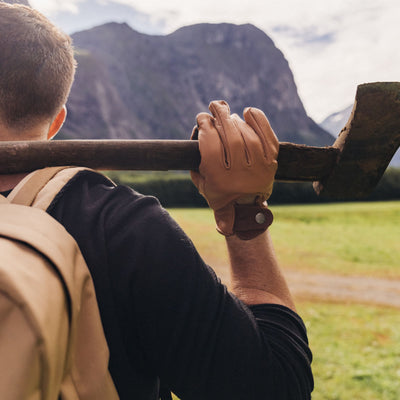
[
  {"xmin": 8, "ymin": 167, "xmax": 88, "ymax": 209},
  {"xmin": 0, "ymin": 194, "xmax": 9, "ymax": 204},
  {"xmin": 8, "ymin": 167, "xmax": 68, "ymax": 206}
]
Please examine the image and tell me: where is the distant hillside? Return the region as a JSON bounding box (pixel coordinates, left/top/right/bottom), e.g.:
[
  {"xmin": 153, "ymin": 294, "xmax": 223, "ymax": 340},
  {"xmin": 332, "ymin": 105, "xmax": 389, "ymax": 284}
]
[
  {"xmin": 320, "ymin": 105, "xmax": 353, "ymax": 137},
  {"xmin": 60, "ymin": 22, "xmax": 333, "ymax": 146}
]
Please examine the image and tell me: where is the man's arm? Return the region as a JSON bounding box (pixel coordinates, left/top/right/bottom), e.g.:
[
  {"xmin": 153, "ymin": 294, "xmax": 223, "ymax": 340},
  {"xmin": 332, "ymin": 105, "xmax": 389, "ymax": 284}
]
[
  {"xmin": 191, "ymin": 100, "xmax": 296, "ymax": 309},
  {"xmin": 227, "ymin": 231, "xmax": 296, "ymax": 310},
  {"xmin": 188, "ymin": 99, "xmax": 313, "ymax": 396}
]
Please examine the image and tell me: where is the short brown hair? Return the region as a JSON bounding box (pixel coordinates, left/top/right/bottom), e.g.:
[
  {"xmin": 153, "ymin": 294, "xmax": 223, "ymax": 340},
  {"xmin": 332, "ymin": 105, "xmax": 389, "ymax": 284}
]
[{"xmin": 0, "ymin": 3, "xmax": 76, "ymax": 129}]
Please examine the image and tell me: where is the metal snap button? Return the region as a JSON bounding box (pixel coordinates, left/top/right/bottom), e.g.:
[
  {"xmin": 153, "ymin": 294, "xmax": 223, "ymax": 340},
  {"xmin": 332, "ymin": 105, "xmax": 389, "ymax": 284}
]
[{"xmin": 255, "ymin": 212, "xmax": 266, "ymax": 224}]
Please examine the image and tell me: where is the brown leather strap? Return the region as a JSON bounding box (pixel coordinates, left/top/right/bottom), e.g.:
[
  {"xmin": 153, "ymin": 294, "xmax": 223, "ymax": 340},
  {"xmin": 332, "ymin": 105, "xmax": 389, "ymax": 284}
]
[{"xmin": 233, "ymin": 203, "xmax": 273, "ymax": 240}]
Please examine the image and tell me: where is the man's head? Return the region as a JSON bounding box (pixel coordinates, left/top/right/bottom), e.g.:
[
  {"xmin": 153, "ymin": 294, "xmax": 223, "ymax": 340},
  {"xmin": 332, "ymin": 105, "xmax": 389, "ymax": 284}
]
[{"xmin": 0, "ymin": 3, "xmax": 76, "ymax": 135}]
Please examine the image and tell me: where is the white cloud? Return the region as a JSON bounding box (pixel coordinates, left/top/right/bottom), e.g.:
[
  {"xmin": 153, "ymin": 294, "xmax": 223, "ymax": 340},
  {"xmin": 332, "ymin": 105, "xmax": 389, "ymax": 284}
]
[
  {"xmin": 279, "ymin": 0, "xmax": 400, "ymax": 120},
  {"xmin": 30, "ymin": 0, "xmax": 82, "ymax": 14}
]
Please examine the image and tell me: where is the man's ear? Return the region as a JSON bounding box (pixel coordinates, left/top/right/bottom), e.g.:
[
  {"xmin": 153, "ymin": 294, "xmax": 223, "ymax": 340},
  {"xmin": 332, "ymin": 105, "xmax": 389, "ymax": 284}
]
[{"xmin": 47, "ymin": 106, "xmax": 67, "ymax": 140}]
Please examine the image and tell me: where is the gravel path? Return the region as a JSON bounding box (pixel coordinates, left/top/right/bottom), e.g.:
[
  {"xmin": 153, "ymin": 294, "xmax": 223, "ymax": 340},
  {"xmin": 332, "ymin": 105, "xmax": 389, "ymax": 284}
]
[
  {"xmin": 213, "ymin": 265, "xmax": 400, "ymax": 308},
  {"xmin": 286, "ymin": 270, "xmax": 400, "ymax": 308}
]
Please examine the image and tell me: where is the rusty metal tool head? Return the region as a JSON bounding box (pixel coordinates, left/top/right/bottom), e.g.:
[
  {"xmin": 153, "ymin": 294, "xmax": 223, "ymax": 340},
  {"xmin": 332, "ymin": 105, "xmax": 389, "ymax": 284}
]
[{"xmin": 313, "ymin": 82, "xmax": 400, "ymax": 199}]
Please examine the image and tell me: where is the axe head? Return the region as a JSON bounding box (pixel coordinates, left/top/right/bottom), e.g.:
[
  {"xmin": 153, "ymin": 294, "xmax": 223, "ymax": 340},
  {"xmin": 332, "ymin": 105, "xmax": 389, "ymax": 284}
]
[{"xmin": 314, "ymin": 82, "xmax": 400, "ymax": 199}]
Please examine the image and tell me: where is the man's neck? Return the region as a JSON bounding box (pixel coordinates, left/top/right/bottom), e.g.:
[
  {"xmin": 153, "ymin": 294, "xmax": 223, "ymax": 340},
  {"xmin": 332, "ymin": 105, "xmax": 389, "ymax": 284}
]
[{"xmin": 0, "ymin": 173, "xmax": 29, "ymax": 192}]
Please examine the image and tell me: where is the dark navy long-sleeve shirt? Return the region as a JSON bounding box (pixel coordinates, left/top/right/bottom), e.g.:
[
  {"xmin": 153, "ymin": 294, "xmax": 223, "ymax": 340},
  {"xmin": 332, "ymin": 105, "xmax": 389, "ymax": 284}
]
[{"xmin": 41, "ymin": 170, "xmax": 313, "ymax": 400}]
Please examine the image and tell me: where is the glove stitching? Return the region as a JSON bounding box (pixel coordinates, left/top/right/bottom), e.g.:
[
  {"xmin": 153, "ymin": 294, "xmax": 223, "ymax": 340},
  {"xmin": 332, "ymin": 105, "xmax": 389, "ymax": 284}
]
[
  {"xmin": 246, "ymin": 109, "xmax": 269, "ymax": 161},
  {"xmin": 239, "ymin": 130, "xmax": 251, "ymax": 167},
  {"xmin": 215, "ymin": 119, "xmax": 231, "ymax": 170},
  {"xmin": 231, "ymin": 116, "xmax": 252, "ymax": 167}
]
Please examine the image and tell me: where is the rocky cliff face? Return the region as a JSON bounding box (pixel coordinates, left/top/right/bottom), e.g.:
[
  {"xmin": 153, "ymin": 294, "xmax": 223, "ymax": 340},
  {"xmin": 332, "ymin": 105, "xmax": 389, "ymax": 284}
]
[{"xmin": 61, "ymin": 22, "xmax": 333, "ymax": 146}]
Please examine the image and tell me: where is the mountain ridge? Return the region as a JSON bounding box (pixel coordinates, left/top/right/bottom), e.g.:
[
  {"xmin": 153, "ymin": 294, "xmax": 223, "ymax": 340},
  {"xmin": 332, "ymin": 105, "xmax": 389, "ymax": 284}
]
[
  {"xmin": 320, "ymin": 105, "xmax": 352, "ymax": 137},
  {"xmin": 60, "ymin": 22, "xmax": 333, "ymax": 146}
]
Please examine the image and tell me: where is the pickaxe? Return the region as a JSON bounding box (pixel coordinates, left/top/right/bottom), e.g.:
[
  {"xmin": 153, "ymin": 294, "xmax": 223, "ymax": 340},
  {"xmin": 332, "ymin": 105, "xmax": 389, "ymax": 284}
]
[{"xmin": 0, "ymin": 82, "xmax": 399, "ymax": 199}]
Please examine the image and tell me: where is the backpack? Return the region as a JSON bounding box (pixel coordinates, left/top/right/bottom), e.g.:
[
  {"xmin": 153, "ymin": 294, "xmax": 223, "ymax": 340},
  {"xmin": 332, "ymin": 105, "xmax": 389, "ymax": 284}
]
[{"xmin": 0, "ymin": 166, "xmax": 119, "ymax": 400}]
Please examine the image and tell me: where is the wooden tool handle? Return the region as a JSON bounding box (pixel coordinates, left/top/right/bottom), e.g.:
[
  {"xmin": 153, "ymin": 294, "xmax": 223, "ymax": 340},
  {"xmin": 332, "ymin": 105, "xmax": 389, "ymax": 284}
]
[{"xmin": 0, "ymin": 140, "xmax": 338, "ymax": 182}]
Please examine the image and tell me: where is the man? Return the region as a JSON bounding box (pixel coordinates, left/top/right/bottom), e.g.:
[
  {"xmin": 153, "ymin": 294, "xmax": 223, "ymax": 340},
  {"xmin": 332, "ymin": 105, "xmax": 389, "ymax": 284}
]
[{"xmin": 0, "ymin": 3, "xmax": 313, "ymax": 399}]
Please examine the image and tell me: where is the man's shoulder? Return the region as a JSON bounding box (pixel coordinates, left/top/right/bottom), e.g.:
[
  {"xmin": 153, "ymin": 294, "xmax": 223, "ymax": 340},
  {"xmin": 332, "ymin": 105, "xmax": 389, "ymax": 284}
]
[
  {"xmin": 48, "ymin": 169, "xmax": 132, "ymax": 211},
  {"xmin": 47, "ymin": 168, "xmax": 164, "ymax": 226}
]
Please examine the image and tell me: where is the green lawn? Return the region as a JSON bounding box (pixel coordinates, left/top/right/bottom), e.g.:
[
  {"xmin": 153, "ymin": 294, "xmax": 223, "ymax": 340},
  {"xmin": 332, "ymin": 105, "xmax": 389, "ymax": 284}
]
[
  {"xmin": 299, "ymin": 301, "xmax": 400, "ymax": 400},
  {"xmin": 271, "ymin": 201, "xmax": 400, "ymax": 278},
  {"xmin": 168, "ymin": 202, "xmax": 400, "ymax": 399},
  {"xmin": 169, "ymin": 201, "xmax": 400, "ymax": 278}
]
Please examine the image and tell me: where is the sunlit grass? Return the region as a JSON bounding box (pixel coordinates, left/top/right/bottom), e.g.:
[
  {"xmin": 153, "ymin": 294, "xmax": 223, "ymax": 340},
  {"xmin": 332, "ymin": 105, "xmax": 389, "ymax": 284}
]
[
  {"xmin": 298, "ymin": 301, "xmax": 400, "ymax": 400},
  {"xmin": 169, "ymin": 201, "xmax": 400, "ymax": 278},
  {"xmin": 168, "ymin": 202, "xmax": 400, "ymax": 399},
  {"xmin": 271, "ymin": 201, "xmax": 400, "ymax": 278}
]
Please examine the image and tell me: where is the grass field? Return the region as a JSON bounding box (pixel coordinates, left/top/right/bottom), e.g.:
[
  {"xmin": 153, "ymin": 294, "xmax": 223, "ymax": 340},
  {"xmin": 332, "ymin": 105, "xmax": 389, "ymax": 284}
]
[
  {"xmin": 299, "ymin": 302, "xmax": 400, "ymax": 400},
  {"xmin": 170, "ymin": 201, "xmax": 400, "ymax": 279},
  {"xmin": 168, "ymin": 201, "xmax": 400, "ymax": 399}
]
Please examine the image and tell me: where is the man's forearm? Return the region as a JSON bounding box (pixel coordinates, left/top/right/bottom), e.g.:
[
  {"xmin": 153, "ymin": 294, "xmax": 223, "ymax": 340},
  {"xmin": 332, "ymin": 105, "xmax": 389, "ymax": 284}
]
[{"xmin": 226, "ymin": 231, "xmax": 296, "ymax": 310}]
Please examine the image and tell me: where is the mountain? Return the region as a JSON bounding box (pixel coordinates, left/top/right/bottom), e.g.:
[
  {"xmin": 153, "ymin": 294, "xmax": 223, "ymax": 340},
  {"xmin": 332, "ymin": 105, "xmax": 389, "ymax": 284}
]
[
  {"xmin": 60, "ymin": 22, "xmax": 333, "ymax": 146},
  {"xmin": 41, "ymin": 0, "xmax": 164, "ymax": 36},
  {"xmin": 320, "ymin": 105, "xmax": 353, "ymax": 137}
]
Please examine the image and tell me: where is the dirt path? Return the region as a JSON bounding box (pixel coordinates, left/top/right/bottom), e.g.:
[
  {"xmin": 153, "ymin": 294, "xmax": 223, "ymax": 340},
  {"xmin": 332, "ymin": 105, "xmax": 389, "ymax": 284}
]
[
  {"xmin": 212, "ymin": 265, "xmax": 400, "ymax": 308},
  {"xmin": 286, "ymin": 270, "xmax": 400, "ymax": 308}
]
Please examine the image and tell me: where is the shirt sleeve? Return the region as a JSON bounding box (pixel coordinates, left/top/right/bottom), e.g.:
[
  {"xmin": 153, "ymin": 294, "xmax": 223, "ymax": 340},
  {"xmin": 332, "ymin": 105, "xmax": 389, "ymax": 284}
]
[{"xmin": 49, "ymin": 171, "xmax": 313, "ymax": 400}]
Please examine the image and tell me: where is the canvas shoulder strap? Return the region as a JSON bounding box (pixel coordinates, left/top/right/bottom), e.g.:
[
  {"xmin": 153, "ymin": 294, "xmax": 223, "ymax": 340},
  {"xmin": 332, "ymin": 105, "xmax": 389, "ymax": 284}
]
[
  {"xmin": 0, "ymin": 201, "xmax": 77, "ymax": 400},
  {"xmin": 3, "ymin": 166, "xmax": 119, "ymax": 400},
  {"xmin": 8, "ymin": 166, "xmax": 87, "ymax": 208},
  {"xmin": 0, "ymin": 193, "xmax": 8, "ymax": 204}
]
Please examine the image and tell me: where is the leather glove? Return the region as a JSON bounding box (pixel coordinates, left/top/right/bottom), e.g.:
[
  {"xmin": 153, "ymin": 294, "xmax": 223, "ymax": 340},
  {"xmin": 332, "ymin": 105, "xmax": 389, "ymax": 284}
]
[{"xmin": 190, "ymin": 100, "xmax": 279, "ymax": 239}]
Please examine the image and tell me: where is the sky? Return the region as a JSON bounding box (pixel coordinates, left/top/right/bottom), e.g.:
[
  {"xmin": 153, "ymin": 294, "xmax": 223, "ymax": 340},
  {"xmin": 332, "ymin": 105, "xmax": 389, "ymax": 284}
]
[{"xmin": 29, "ymin": 0, "xmax": 400, "ymax": 123}]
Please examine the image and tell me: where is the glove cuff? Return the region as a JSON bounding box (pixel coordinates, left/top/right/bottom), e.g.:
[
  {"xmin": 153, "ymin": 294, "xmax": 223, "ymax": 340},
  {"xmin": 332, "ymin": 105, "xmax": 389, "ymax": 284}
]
[
  {"xmin": 214, "ymin": 202, "xmax": 273, "ymax": 240},
  {"xmin": 233, "ymin": 203, "xmax": 273, "ymax": 240}
]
